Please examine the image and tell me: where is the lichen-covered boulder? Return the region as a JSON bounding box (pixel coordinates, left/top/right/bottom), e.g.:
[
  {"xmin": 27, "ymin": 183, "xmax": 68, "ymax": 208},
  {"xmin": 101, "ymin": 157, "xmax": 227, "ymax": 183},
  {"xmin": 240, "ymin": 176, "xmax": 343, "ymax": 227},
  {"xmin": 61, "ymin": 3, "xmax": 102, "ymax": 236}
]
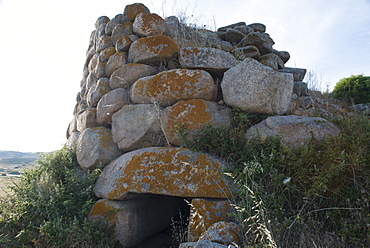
[
  {"xmin": 105, "ymin": 14, "xmax": 123, "ymax": 35},
  {"xmin": 93, "ymin": 147, "xmax": 232, "ymax": 200},
  {"xmin": 98, "ymin": 47, "xmax": 116, "ymax": 63},
  {"xmin": 238, "ymin": 32, "xmax": 274, "ymax": 55},
  {"xmin": 110, "ymin": 63, "xmax": 158, "ymax": 89},
  {"xmin": 76, "ymin": 127, "xmax": 121, "ymax": 171},
  {"xmin": 111, "ymin": 104, "xmax": 165, "ymax": 152},
  {"xmin": 128, "ymin": 35, "xmax": 179, "ymax": 64},
  {"xmin": 89, "ymin": 197, "xmax": 183, "ymax": 247},
  {"xmin": 115, "ymin": 36, "xmax": 132, "ymax": 52},
  {"xmin": 105, "ymin": 52, "xmax": 127, "ymax": 76},
  {"xmin": 160, "ymin": 99, "xmax": 232, "ymax": 146},
  {"xmin": 96, "ymin": 88, "xmax": 130, "ymax": 126},
  {"xmin": 123, "ymin": 3, "xmax": 150, "ymax": 22},
  {"xmin": 245, "ymin": 115, "xmax": 340, "ymax": 149},
  {"xmin": 187, "ymin": 199, "xmax": 235, "ymax": 242},
  {"xmin": 179, "ymin": 47, "xmax": 237, "ymax": 75},
  {"xmin": 95, "ymin": 35, "xmax": 113, "ymax": 52},
  {"xmin": 221, "ymin": 58, "xmax": 293, "ymax": 115},
  {"xmin": 111, "ymin": 22, "xmax": 133, "ymax": 45},
  {"xmin": 133, "ymin": 13, "xmax": 167, "ymax": 36},
  {"xmin": 130, "ymin": 69, "xmax": 217, "ymax": 106},
  {"xmin": 86, "ymin": 78, "xmax": 110, "ymax": 108},
  {"xmin": 233, "ymin": 45, "xmax": 260, "ymax": 60},
  {"xmin": 95, "ymin": 16, "xmax": 110, "ymax": 29},
  {"xmin": 260, "ymin": 53, "xmax": 284, "ymax": 70},
  {"xmin": 200, "ymin": 221, "xmax": 241, "ymax": 245}
]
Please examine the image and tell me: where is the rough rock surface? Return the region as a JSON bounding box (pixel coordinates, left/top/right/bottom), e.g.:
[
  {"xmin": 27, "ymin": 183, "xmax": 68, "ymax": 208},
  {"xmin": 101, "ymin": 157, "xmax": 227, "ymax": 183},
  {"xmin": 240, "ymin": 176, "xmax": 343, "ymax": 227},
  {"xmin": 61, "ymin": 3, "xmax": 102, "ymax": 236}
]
[
  {"xmin": 94, "ymin": 147, "xmax": 231, "ymax": 200},
  {"xmin": 96, "ymin": 88, "xmax": 130, "ymax": 126},
  {"xmin": 123, "ymin": 3, "xmax": 150, "ymax": 22},
  {"xmin": 110, "ymin": 63, "xmax": 158, "ymax": 89},
  {"xmin": 128, "ymin": 35, "xmax": 179, "ymax": 64},
  {"xmin": 179, "ymin": 240, "xmax": 231, "ymax": 248},
  {"xmin": 111, "ymin": 22, "xmax": 133, "ymax": 45},
  {"xmin": 201, "ymin": 221, "xmax": 241, "ymax": 245},
  {"xmin": 105, "ymin": 52, "xmax": 127, "ymax": 76},
  {"xmin": 76, "ymin": 127, "xmax": 121, "ymax": 171},
  {"xmin": 245, "ymin": 115, "xmax": 340, "ymax": 149},
  {"xmin": 160, "ymin": 99, "xmax": 232, "ymax": 146},
  {"xmin": 233, "ymin": 45, "xmax": 260, "ymax": 60},
  {"xmin": 76, "ymin": 109, "xmax": 98, "ymax": 132},
  {"xmin": 86, "ymin": 78, "xmax": 110, "ymax": 108},
  {"xmin": 187, "ymin": 198, "xmax": 235, "ymax": 242},
  {"xmin": 89, "ymin": 197, "xmax": 183, "ymax": 247},
  {"xmin": 130, "ymin": 69, "xmax": 217, "ymax": 106},
  {"xmin": 279, "ymin": 67, "xmax": 307, "ymax": 81},
  {"xmin": 179, "ymin": 47, "xmax": 237, "ymax": 75},
  {"xmin": 111, "ymin": 104, "xmax": 165, "ymax": 151},
  {"xmin": 133, "ymin": 13, "xmax": 166, "ymax": 36},
  {"xmin": 221, "ymin": 58, "xmax": 294, "ymax": 115},
  {"xmin": 260, "ymin": 53, "xmax": 284, "ymax": 70}
]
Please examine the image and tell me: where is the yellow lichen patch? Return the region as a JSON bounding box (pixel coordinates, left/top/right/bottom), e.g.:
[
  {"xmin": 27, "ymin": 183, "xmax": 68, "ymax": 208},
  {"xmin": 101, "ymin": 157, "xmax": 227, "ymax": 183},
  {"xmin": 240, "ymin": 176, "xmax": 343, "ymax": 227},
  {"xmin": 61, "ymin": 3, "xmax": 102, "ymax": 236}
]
[
  {"xmin": 188, "ymin": 199, "xmax": 234, "ymax": 242},
  {"xmin": 162, "ymin": 99, "xmax": 213, "ymax": 144},
  {"xmin": 90, "ymin": 127, "xmax": 115, "ymax": 150},
  {"xmin": 130, "ymin": 69, "xmax": 216, "ymax": 106},
  {"xmin": 134, "ymin": 13, "xmax": 166, "ymax": 36},
  {"xmin": 116, "ymin": 36, "xmax": 132, "ymax": 51},
  {"xmin": 124, "ymin": 3, "xmax": 150, "ymax": 22},
  {"xmin": 89, "ymin": 199, "xmax": 119, "ymax": 224},
  {"xmin": 99, "ymin": 47, "xmax": 116, "ymax": 62},
  {"xmin": 202, "ymin": 221, "xmax": 241, "ymax": 244},
  {"xmin": 96, "ymin": 79, "xmax": 110, "ymax": 95},
  {"xmin": 129, "ymin": 35, "xmax": 179, "ymax": 64},
  {"xmin": 104, "ymin": 147, "xmax": 231, "ymax": 200}
]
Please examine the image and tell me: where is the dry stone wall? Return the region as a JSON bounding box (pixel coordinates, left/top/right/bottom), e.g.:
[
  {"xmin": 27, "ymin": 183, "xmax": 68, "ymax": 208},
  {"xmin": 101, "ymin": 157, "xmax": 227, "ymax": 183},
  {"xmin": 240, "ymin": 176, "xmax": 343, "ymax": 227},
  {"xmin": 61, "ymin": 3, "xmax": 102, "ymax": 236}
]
[{"xmin": 65, "ymin": 3, "xmax": 339, "ymax": 247}]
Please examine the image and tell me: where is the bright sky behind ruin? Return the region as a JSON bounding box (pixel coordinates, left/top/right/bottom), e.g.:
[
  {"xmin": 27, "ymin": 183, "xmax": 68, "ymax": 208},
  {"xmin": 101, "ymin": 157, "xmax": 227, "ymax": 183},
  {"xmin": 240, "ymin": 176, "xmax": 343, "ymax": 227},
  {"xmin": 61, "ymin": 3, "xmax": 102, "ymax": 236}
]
[{"xmin": 0, "ymin": 0, "xmax": 369, "ymax": 152}]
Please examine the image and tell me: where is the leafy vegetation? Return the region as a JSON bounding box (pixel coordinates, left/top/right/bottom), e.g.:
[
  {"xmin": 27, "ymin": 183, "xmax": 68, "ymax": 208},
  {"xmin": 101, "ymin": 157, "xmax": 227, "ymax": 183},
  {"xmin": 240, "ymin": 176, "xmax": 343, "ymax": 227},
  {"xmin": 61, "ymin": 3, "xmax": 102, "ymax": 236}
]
[
  {"xmin": 332, "ymin": 75, "xmax": 370, "ymax": 104},
  {"xmin": 0, "ymin": 148, "xmax": 120, "ymax": 248},
  {"xmin": 181, "ymin": 109, "xmax": 370, "ymax": 247}
]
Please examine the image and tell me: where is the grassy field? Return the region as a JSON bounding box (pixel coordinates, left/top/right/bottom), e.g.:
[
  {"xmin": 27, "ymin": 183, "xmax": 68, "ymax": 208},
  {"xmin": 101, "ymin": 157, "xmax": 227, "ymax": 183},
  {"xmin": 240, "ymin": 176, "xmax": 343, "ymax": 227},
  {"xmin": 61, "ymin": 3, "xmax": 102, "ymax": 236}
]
[{"xmin": 0, "ymin": 153, "xmax": 39, "ymax": 198}]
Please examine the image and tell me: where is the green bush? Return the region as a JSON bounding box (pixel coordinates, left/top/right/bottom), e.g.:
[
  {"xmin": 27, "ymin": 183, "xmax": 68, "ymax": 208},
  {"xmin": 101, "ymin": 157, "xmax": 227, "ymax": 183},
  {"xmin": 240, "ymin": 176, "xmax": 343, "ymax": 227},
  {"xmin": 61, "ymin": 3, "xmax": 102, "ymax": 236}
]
[
  {"xmin": 332, "ymin": 75, "xmax": 370, "ymax": 104},
  {"xmin": 0, "ymin": 148, "xmax": 120, "ymax": 248},
  {"xmin": 181, "ymin": 110, "xmax": 370, "ymax": 247}
]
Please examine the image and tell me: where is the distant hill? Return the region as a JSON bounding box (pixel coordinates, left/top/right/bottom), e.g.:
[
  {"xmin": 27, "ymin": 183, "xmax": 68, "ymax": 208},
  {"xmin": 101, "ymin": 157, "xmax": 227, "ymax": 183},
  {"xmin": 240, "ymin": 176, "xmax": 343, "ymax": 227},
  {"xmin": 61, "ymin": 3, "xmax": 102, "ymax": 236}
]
[
  {"xmin": 0, "ymin": 151, "xmax": 40, "ymax": 168},
  {"xmin": 0, "ymin": 151, "xmax": 39, "ymax": 159}
]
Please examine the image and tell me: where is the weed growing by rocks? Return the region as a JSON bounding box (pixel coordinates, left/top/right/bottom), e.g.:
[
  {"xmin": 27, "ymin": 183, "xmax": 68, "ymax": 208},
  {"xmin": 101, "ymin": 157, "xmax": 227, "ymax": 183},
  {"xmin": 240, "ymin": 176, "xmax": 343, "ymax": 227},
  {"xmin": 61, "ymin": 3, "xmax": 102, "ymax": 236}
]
[
  {"xmin": 180, "ymin": 109, "xmax": 370, "ymax": 247},
  {"xmin": 0, "ymin": 148, "xmax": 120, "ymax": 248}
]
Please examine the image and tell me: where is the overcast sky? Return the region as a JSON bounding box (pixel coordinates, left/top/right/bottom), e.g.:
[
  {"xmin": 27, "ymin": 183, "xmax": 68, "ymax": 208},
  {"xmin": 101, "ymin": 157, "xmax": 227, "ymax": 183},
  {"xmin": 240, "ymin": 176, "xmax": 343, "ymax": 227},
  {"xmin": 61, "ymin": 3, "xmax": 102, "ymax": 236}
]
[{"xmin": 0, "ymin": 0, "xmax": 369, "ymax": 152}]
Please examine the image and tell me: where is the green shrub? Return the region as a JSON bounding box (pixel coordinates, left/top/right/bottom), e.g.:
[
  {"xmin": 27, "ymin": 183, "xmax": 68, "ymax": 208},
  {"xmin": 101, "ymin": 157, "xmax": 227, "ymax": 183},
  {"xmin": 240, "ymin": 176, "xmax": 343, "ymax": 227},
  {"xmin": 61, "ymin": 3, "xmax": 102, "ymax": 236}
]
[
  {"xmin": 332, "ymin": 75, "xmax": 370, "ymax": 104},
  {"xmin": 0, "ymin": 148, "xmax": 120, "ymax": 247},
  {"xmin": 181, "ymin": 110, "xmax": 370, "ymax": 247}
]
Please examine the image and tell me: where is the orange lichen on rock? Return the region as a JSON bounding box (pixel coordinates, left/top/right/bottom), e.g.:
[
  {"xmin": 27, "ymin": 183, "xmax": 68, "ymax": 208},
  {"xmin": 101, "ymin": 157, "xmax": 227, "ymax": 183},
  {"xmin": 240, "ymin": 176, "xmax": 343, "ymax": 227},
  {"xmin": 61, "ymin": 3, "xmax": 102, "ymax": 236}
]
[
  {"xmin": 128, "ymin": 35, "xmax": 179, "ymax": 64},
  {"xmin": 93, "ymin": 147, "xmax": 232, "ymax": 200},
  {"xmin": 89, "ymin": 199, "xmax": 119, "ymax": 224},
  {"xmin": 161, "ymin": 99, "xmax": 231, "ymax": 146},
  {"xmin": 133, "ymin": 13, "xmax": 166, "ymax": 36},
  {"xmin": 187, "ymin": 198, "xmax": 235, "ymax": 242},
  {"xmin": 130, "ymin": 69, "xmax": 216, "ymax": 106},
  {"xmin": 123, "ymin": 3, "xmax": 150, "ymax": 22},
  {"xmin": 99, "ymin": 47, "xmax": 116, "ymax": 62}
]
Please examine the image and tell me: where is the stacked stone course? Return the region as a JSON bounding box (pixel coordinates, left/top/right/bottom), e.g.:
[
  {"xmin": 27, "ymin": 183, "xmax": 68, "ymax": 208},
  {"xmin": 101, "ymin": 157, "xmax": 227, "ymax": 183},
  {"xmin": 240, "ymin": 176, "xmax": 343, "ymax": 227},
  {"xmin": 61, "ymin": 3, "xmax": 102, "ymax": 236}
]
[{"xmin": 65, "ymin": 3, "xmax": 340, "ymax": 247}]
